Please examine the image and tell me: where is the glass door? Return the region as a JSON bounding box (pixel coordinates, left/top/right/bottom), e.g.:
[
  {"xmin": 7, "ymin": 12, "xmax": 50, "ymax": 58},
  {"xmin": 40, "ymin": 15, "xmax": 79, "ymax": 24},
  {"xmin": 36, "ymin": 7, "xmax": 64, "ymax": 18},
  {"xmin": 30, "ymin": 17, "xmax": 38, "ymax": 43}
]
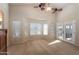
[
  {"xmin": 64, "ymin": 24, "xmax": 72, "ymax": 40},
  {"xmin": 57, "ymin": 21, "xmax": 76, "ymax": 44},
  {"xmin": 64, "ymin": 21, "xmax": 76, "ymax": 43}
]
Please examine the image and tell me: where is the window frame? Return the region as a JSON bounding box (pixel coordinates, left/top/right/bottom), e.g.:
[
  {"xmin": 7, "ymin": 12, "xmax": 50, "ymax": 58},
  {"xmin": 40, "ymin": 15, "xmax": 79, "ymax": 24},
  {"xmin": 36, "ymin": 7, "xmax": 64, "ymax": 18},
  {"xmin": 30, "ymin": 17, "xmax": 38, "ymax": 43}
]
[{"xmin": 29, "ymin": 22, "xmax": 48, "ymax": 36}]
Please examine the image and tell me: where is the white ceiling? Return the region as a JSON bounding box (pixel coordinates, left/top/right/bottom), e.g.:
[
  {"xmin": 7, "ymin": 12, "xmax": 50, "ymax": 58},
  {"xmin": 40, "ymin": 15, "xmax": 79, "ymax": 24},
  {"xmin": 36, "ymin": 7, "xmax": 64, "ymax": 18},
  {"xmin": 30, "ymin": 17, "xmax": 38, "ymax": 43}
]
[
  {"xmin": 9, "ymin": 3, "xmax": 69, "ymax": 8},
  {"xmin": 52, "ymin": 3, "xmax": 69, "ymax": 8}
]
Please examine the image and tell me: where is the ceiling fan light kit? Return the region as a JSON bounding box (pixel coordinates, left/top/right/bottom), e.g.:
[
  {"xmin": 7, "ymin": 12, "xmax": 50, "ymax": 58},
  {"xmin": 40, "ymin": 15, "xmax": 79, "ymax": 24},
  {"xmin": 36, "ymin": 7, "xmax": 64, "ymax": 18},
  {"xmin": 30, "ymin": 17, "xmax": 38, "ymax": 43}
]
[
  {"xmin": 46, "ymin": 7, "xmax": 52, "ymax": 11},
  {"xmin": 34, "ymin": 3, "xmax": 62, "ymax": 13}
]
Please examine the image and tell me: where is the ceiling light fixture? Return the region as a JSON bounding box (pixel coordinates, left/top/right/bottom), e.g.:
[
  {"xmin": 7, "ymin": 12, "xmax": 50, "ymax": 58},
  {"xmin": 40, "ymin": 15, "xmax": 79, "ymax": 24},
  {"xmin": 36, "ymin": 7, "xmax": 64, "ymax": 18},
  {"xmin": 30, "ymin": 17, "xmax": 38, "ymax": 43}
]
[
  {"xmin": 34, "ymin": 3, "xmax": 62, "ymax": 13},
  {"xmin": 46, "ymin": 7, "xmax": 52, "ymax": 11}
]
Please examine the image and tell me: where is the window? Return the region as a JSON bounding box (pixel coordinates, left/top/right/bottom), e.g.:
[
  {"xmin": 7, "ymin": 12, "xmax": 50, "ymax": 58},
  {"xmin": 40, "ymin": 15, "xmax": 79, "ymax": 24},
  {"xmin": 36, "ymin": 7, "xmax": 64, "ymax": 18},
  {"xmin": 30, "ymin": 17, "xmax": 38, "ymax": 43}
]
[
  {"xmin": 43, "ymin": 24, "xmax": 48, "ymax": 35},
  {"xmin": 57, "ymin": 24, "xmax": 64, "ymax": 39},
  {"xmin": 12, "ymin": 21, "xmax": 21, "ymax": 38},
  {"xmin": 30, "ymin": 23, "xmax": 48, "ymax": 35},
  {"xmin": 30, "ymin": 23, "xmax": 42, "ymax": 35}
]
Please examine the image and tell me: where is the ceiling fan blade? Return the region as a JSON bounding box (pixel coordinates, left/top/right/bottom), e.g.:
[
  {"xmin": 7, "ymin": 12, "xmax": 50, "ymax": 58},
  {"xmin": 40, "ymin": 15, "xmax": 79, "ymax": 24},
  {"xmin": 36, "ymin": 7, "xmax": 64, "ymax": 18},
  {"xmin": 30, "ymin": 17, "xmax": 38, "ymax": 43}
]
[
  {"xmin": 34, "ymin": 6, "xmax": 39, "ymax": 8},
  {"xmin": 41, "ymin": 7, "xmax": 45, "ymax": 11},
  {"xmin": 57, "ymin": 8, "xmax": 62, "ymax": 11},
  {"xmin": 52, "ymin": 8, "xmax": 56, "ymax": 10}
]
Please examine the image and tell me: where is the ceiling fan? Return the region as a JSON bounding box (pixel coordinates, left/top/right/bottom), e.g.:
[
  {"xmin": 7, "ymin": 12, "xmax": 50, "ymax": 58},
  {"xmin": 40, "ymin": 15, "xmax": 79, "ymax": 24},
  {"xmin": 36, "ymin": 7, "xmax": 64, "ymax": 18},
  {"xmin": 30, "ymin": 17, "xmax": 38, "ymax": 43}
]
[
  {"xmin": 34, "ymin": 3, "xmax": 62, "ymax": 13},
  {"xmin": 34, "ymin": 3, "xmax": 46, "ymax": 10}
]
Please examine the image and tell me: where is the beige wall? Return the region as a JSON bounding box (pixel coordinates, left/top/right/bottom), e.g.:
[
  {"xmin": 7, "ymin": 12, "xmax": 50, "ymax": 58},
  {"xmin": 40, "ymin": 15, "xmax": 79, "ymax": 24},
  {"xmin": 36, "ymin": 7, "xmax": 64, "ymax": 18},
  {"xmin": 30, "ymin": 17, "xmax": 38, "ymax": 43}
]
[
  {"xmin": 57, "ymin": 4, "xmax": 79, "ymax": 22},
  {"xmin": 57, "ymin": 3, "xmax": 79, "ymax": 46},
  {"xmin": 9, "ymin": 4, "xmax": 56, "ymax": 45},
  {"xmin": 8, "ymin": 3, "xmax": 79, "ymax": 46}
]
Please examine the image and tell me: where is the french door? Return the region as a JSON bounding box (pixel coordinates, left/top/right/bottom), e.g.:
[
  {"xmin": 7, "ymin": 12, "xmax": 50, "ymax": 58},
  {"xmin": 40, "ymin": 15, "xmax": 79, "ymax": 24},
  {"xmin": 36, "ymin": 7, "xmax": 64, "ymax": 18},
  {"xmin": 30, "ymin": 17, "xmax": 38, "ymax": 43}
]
[
  {"xmin": 56, "ymin": 21, "xmax": 76, "ymax": 44},
  {"xmin": 64, "ymin": 21, "xmax": 76, "ymax": 43}
]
